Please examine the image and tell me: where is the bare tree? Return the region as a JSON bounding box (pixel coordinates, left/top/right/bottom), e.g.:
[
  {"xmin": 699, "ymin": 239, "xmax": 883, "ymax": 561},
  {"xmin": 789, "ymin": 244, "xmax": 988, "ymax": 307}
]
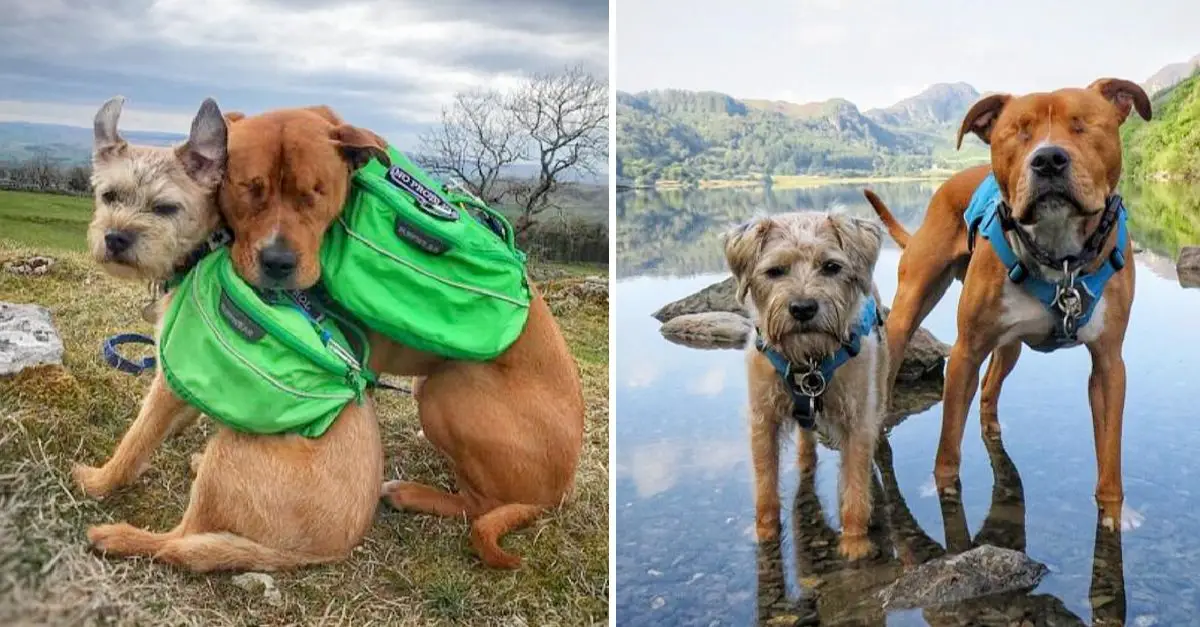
[
  {"xmin": 418, "ymin": 66, "xmax": 609, "ymax": 233},
  {"xmin": 417, "ymin": 90, "xmax": 524, "ymax": 207},
  {"xmin": 508, "ymin": 67, "xmax": 608, "ymax": 233}
]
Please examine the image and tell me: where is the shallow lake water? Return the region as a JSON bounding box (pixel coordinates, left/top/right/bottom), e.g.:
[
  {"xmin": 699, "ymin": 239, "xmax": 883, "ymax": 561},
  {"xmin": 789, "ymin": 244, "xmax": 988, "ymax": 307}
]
[{"xmin": 614, "ymin": 181, "xmax": 1200, "ymax": 625}]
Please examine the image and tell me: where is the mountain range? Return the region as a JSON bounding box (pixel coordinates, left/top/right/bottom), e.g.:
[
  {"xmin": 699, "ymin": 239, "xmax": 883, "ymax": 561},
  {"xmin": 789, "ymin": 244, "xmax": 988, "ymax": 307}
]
[{"xmin": 617, "ymin": 55, "xmax": 1199, "ymax": 183}]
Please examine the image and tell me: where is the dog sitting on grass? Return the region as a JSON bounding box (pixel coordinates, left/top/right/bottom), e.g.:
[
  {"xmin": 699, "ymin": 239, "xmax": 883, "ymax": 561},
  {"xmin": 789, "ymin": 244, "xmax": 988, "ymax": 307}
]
[
  {"xmin": 76, "ymin": 96, "xmax": 383, "ymax": 572},
  {"xmin": 724, "ymin": 212, "xmax": 888, "ymax": 560}
]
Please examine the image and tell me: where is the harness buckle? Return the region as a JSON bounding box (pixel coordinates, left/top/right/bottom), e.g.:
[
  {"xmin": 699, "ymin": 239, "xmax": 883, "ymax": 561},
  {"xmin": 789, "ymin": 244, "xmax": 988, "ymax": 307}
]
[
  {"xmin": 1053, "ymin": 261, "xmax": 1084, "ymax": 336},
  {"xmin": 791, "ymin": 362, "xmax": 827, "ymax": 397}
]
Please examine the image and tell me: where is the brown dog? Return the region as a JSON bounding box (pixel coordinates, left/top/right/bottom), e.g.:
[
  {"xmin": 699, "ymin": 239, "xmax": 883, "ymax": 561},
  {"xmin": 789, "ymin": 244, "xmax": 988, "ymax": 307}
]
[
  {"xmin": 216, "ymin": 106, "xmax": 585, "ymax": 569},
  {"xmin": 864, "ymin": 78, "xmax": 1151, "ymax": 531},
  {"xmin": 79, "ymin": 98, "xmax": 383, "ymax": 572}
]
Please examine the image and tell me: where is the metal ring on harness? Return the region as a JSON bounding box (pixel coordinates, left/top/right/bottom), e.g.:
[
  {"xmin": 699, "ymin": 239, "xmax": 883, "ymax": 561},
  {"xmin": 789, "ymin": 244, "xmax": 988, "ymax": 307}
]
[
  {"xmin": 102, "ymin": 333, "xmax": 157, "ymax": 375},
  {"xmin": 792, "ymin": 366, "xmax": 827, "ymax": 397}
]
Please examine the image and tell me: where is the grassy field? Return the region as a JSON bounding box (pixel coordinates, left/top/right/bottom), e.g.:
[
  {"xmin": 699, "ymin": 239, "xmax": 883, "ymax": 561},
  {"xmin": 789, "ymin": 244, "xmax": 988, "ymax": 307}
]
[
  {"xmin": 0, "ymin": 189, "xmax": 93, "ymax": 252},
  {"xmin": 0, "ymin": 194, "xmax": 610, "ymax": 625}
]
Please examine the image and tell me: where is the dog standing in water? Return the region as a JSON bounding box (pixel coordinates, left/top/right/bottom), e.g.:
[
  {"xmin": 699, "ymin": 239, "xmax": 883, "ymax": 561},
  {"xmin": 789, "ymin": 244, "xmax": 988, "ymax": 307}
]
[
  {"xmin": 725, "ymin": 212, "xmax": 889, "ymax": 559},
  {"xmin": 864, "ymin": 78, "xmax": 1150, "ymax": 530},
  {"xmin": 78, "ymin": 97, "xmax": 383, "ymax": 571}
]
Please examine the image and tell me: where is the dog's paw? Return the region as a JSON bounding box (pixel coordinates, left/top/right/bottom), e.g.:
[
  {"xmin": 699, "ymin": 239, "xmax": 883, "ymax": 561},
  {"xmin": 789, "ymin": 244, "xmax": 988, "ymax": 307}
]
[
  {"xmin": 71, "ymin": 464, "xmax": 111, "ymax": 499},
  {"xmin": 380, "ymin": 480, "xmax": 414, "ymax": 509},
  {"xmin": 87, "ymin": 523, "xmax": 133, "ymax": 555},
  {"xmin": 755, "ymin": 511, "xmax": 781, "ymax": 542},
  {"xmin": 1101, "ymin": 504, "xmax": 1144, "ymax": 532},
  {"xmin": 838, "ymin": 534, "xmax": 873, "ymax": 561}
]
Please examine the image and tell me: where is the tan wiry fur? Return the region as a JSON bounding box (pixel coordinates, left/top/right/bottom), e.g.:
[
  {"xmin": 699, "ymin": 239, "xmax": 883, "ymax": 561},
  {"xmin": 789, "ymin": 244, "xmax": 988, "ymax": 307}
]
[
  {"xmin": 74, "ymin": 97, "xmax": 383, "ymax": 572},
  {"xmin": 87, "ymin": 98, "xmax": 223, "ymax": 282},
  {"xmin": 725, "ymin": 212, "xmax": 890, "ymax": 560}
]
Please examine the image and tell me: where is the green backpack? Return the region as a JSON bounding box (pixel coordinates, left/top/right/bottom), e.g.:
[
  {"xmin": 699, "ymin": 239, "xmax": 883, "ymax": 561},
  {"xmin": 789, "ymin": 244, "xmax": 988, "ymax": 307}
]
[
  {"xmin": 319, "ymin": 147, "xmax": 531, "ymax": 361},
  {"xmin": 157, "ymin": 248, "xmax": 370, "ymax": 438}
]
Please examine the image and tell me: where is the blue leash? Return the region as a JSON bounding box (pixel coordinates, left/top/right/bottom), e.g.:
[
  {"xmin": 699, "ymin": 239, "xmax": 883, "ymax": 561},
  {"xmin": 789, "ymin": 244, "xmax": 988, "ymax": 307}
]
[{"xmin": 102, "ymin": 333, "xmax": 157, "ymax": 375}]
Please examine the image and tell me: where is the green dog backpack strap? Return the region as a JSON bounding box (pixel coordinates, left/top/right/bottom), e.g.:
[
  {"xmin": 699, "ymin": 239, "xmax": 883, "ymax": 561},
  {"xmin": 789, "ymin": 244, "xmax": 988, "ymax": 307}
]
[
  {"xmin": 157, "ymin": 249, "xmax": 369, "ymax": 438},
  {"xmin": 319, "ymin": 146, "xmax": 532, "ymax": 361}
]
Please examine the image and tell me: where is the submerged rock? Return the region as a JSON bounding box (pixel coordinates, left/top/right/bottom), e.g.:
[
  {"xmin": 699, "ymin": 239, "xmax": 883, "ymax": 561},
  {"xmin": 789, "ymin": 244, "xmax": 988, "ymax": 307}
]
[
  {"xmin": 0, "ymin": 303, "xmax": 64, "ymax": 376},
  {"xmin": 1177, "ymin": 247, "xmax": 1200, "ymax": 289},
  {"xmin": 878, "ymin": 545, "xmax": 1048, "ymax": 610},
  {"xmin": 659, "ymin": 312, "xmax": 752, "ymax": 349},
  {"xmin": 652, "ymin": 277, "xmax": 744, "ymax": 321}
]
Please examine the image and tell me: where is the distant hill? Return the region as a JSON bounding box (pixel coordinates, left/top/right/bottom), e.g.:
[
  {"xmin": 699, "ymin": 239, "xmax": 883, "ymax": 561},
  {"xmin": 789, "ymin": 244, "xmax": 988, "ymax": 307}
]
[
  {"xmin": 864, "ymin": 82, "xmax": 980, "ymax": 129},
  {"xmin": 0, "ymin": 121, "xmax": 606, "ymax": 184},
  {"xmin": 0, "ymin": 122, "xmax": 185, "ymax": 165},
  {"xmin": 616, "ymin": 83, "xmax": 988, "ymax": 182},
  {"xmin": 1143, "ymin": 54, "xmax": 1200, "ymax": 96},
  {"xmin": 1122, "ymin": 71, "xmax": 1200, "ymax": 182}
]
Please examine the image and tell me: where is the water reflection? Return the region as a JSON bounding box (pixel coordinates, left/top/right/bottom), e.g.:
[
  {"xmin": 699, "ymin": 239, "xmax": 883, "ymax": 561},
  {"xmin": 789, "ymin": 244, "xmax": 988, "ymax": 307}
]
[
  {"xmin": 617, "ymin": 181, "xmax": 1200, "ymax": 279},
  {"xmin": 755, "ymin": 434, "xmax": 1127, "ymax": 625}
]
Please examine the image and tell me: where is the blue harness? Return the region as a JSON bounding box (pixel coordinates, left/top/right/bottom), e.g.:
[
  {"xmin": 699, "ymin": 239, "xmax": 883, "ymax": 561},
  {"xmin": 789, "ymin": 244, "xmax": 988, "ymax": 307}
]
[
  {"xmin": 964, "ymin": 173, "xmax": 1128, "ymax": 352},
  {"xmin": 754, "ymin": 296, "xmax": 882, "ymax": 430}
]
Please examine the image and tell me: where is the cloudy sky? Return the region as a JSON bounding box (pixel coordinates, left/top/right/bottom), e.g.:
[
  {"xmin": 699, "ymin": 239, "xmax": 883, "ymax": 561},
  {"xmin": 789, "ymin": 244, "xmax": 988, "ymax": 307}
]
[
  {"xmin": 0, "ymin": 0, "xmax": 608, "ymax": 149},
  {"xmin": 617, "ymin": 0, "xmax": 1200, "ymax": 108}
]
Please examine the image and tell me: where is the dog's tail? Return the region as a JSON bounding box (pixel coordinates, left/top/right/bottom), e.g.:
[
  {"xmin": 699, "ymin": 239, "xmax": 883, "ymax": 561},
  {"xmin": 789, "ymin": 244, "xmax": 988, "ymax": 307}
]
[
  {"xmin": 863, "ymin": 189, "xmax": 911, "ymax": 249},
  {"xmin": 470, "ymin": 503, "xmax": 546, "ymax": 569}
]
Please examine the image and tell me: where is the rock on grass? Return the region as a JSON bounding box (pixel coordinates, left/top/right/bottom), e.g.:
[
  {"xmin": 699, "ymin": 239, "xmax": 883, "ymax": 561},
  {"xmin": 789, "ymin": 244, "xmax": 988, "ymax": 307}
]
[{"xmin": 0, "ymin": 302, "xmax": 64, "ymax": 376}]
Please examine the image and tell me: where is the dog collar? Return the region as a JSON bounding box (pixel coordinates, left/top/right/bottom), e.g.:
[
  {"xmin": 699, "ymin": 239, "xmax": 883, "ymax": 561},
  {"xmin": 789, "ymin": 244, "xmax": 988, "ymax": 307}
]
[
  {"xmin": 160, "ymin": 225, "xmax": 234, "ymax": 292},
  {"xmin": 964, "ymin": 172, "xmax": 1128, "ymax": 352},
  {"xmin": 754, "ymin": 295, "xmax": 882, "ymax": 430}
]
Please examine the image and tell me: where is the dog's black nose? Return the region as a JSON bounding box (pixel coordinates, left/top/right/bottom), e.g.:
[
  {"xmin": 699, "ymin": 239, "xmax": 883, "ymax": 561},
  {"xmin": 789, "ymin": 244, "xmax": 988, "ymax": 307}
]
[
  {"xmin": 1030, "ymin": 145, "xmax": 1070, "ymax": 177},
  {"xmin": 260, "ymin": 242, "xmax": 298, "ymax": 281},
  {"xmin": 104, "ymin": 230, "xmax": 134, "ymax": 255},
  {"xmin": 788, "ymin": 299, "xmax": 819, "ymax": 322}
]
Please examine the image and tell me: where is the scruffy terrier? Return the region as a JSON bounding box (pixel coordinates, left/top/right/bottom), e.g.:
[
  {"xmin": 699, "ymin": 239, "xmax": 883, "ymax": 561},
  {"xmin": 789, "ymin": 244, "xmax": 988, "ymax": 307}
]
[
  {"xmin": 86, "ymin": 97, "xmax": 226, "ymax": 285},
  {"xmin": 76, "ymin": 97, "xmax": 383, "ymax": 572},
  {"xmin": 724, "ymin": 212, "xmax": 889, "ymax": 560},
  {"xmin": 75, "ymin": 95, "xmax": 227, "ymax": 493}
]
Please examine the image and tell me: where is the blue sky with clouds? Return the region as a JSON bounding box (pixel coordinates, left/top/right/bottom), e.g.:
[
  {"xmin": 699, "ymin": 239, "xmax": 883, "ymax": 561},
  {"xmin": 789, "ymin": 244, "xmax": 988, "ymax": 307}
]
[
  {"xmin": 0, "ymin": 0, "xmax": 608, "ymax": 150},
  {"xmin": 616, "ymin": 0, "xmax": 1200, "ymax": 108}
]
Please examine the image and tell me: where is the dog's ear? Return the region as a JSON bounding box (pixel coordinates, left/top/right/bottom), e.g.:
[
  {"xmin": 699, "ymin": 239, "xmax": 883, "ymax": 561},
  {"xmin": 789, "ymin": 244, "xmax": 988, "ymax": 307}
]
[
  {"xmin": 223, "ymin": 111, "xmax": 246, "ymax": 124},
  {"xmin": 956, "ymin": 93, "xmax": 1010, "ymax": 149},
  {"xmin": 93, "ymin": 96, "xmax": 128, "ymax": 162},
  {"xmin": 306, "ymin": 105, "xmax": 344, "ymax": 126},
  {"xmin": 330, "ymin": 124, "xmax": 391, "ymax": 169},
  {"xmin": 723, "ymin": 217, "xmax": 775, "ymax": 304},
  {"xmin": 1088, "ymin": 78, "xmax": 1152, "ymax": 123},
  {"xmin": 828, "ymin": 215, "xmax": 883, "ymax": 288},
  {"xmin": 175, "ymin": 98, "xmax": 228, "ymax": 189}
]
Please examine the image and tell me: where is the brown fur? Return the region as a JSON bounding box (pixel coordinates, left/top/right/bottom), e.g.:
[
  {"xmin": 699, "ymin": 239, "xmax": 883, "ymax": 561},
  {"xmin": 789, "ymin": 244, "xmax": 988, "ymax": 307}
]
[
  {"xmin": 217, "ymin": 106, "xmax": 585, "ymax": 569},
  {"xmin": 725, "ymin": 212, "xmax": 889, "ymax": 560},
  {"xmin": 864, "ymin": 78, "xmax": 1149, "ymax": 530},
  {"xmin": 74, "ymin": 97, "xmax": 383, "ymax": 572}
]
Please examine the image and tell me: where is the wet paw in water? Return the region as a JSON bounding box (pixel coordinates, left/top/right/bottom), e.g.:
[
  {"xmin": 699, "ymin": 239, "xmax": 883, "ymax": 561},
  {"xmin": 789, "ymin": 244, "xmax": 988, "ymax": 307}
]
[
  {"xmin": 839, "ymin": 534, "xmax": 873, "ymax": 561},
  {"xmin": 1103, "ymin": 505, "xmax": 1145, "ymax": 532}
]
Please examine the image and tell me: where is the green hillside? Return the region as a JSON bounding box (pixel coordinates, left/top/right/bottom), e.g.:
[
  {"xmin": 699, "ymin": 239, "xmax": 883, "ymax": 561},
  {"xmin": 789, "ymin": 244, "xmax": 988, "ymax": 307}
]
[
  {"xmin": 1122, "ymin": 71, "xmax": 1200, "ymax": 182},
  {"xmin": 616, "ymin": 86, "xmax": 990, "ymax": 184}
]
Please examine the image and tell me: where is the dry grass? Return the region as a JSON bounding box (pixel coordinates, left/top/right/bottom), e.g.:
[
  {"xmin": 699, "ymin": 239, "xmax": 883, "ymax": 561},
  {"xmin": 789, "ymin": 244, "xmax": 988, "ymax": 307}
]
[{"xmin": 0, "ymin": 242, "xmax": 609, "ymax": 626}]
